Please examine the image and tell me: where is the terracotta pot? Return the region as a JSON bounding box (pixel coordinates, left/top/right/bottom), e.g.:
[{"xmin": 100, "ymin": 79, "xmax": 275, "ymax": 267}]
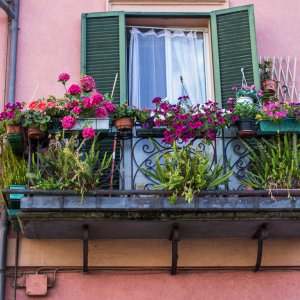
[
  {"xmin": 262, "ymin": 79, "xmax": 278, "ymax": 93},
  {"xmin": 28, "ymin": 126, "xmax": 46, "ymax": 139},
  {"xmin": 6, "ymin": 124, "xmax": 22, "ymax": 135},
  {"xmin": 114, "ymin": 117, "xmax": 134, "ymax": 131}
]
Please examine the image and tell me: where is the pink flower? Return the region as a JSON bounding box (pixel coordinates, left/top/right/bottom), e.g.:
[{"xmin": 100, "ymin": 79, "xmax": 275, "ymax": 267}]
[
  {"xmin": 72, "ymin": 106, "xmax": 82, "ymax": 115},
  {"xmin": 231, "ymin": 115, "xmax": 239, "ymax": 122},
  {"xmin": 91, "ymin": 93, "xmax": 104, "ymax": 106},
  {"xmin": 94, "ymin": 107, "xmax": 108, "ymax": 118},
  {"xmin": 47, "ymin": 102, "xmax": 56, "ymax": 108},
  {"xmin": 232, "ymin": 86, "xmax": 238, "ymax": 92},
  {"xmin": 61, "ymin": 116, "xmax": 76, "ymax": 130},
  {"xmin": 82, "ymin": 127, "xmax": 95, "ymax": 139},
  {"xmin": 68, "ymin": 84, "xmax": 82, "ymax": 95},
  {"xmin": 83, "ymin": 97, "xmax": 93, "ymax": 108},
  {"xmin": 104, "ymin": 102, "xmax": 116, "ymax": 113},
  {"xmin": 251, "ymin": 84, "xmax": 256, "ymax": 90},
  {"xmin": 37, "ymin": 102, "xmax": 47, "ymax": 111},
  {"xmin": 257, "ymin": 90, "xmax": 264, "ymax": 97},
  {"xmin": 152, "ymin": 97, "xmax": 161, "ymax": 104},
  {"xmin": 58, "ymin": 73, "xmax": 70, "ymax": 83},
  {"xmin": 80, "ymin": 75, "xmax": 96, "ymax": 92}
]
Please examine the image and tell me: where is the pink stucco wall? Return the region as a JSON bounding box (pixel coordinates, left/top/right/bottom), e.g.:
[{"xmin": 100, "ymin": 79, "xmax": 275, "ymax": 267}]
[
  {"xmin": 6, "ymin": 271, "xmax": 300, "ymax": 299},
  {"xmin": 230, "ymin": 0, "xmax": 300, "ymax": 59},
  {"xmin": 0, "ymin": 0, "xmax": 299, "ymax": 106}
]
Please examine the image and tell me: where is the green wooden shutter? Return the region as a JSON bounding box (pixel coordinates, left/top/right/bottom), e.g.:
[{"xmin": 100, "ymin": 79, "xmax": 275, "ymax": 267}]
[
  {"xmin": 210, "ymin": 5, "xmax": 259, "ymax": 107},
  {"xmin": 81, "ymin": 12, "xmax": 126, "ymax": 189},
  {"xmin": 81, "ymin": 11, "xmax": 126, "ymax": 102}
]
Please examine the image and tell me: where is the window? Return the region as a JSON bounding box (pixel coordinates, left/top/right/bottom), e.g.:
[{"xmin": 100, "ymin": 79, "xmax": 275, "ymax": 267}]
[{"xmin": 81, "ymin": 6, "xmax": 259, "ymax": 108}]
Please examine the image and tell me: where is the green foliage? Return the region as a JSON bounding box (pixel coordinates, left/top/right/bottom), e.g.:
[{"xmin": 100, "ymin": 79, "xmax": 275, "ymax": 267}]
[
  {"xmin": 0, "ymin": 143, "xmax": 27, "ymax": 189},
  {"xmin": 23, "ymin": 110, "xmax": 51, "ymax": 131},
  {"xmin": 112, "ymin": 103, "xmax": 139, "ymax": 120},
  {"xmin": 234, "ymin": 102, "xmax": 259, "ymax": 119},
  {"xmin": 141, "ymin": 143, "xmax": 233, "ymax": 203},
  {"xmin": 242, "ymin": 133, "xmax": 300, "ymax": 189},
  {"xmin": 30, "ymin": 133, "xmax": 112, "ymax": 201},
  {"xmin": 259, "ymin": 59, "xmax": 272, "ymax": 81}
]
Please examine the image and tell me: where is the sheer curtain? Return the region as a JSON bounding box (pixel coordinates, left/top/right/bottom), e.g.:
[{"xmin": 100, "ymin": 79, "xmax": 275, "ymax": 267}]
[{"xmin": 129, "ymin": 27, "xmax": 206, "ymax": 107}]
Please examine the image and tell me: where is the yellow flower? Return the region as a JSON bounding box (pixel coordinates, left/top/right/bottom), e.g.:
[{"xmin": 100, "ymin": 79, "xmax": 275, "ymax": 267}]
[{"xmin": 255, "ymin": 114, "xmax": 262, "ymax": 120}]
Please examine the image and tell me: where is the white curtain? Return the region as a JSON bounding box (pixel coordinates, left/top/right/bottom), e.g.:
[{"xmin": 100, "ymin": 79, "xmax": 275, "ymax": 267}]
[{"xmin": 129, "ymin": 27, "xmax": 206, "ymax": 107}]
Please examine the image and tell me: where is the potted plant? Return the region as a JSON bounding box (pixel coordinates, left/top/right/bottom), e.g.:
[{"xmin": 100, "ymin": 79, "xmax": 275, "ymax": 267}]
[
  {"xmin": 0, "ymin": 102, "xmax": 25, "ymax": 135},
  {"xmin": 141, "ymin": 142, "xmax": 233, "ymax": 203},
  {"xmin": 23, "ymin": 96, "xmax": 68, "ymax": 139},
  {"xmin": 256, "ymin": 101, "xmax": 300, "ymax": 134},
  {"xmin": 231, "ymin": 84, "xmax": 263, "ymax": 104},
  {"xmin": 227, "ymin": 98, "xmax": 259, "ymax": 137},
  {"xmin": 259, "ymin": 59, "xmax": 278, "ymax": 93},
  {"xmin": 112, "ymin": 103, "xmax": 139, "ymax": 131},
  {"xmin": 151, "ymin": 96, "xmax": 236, "ymax": 144},
  {"xmin": 242, "ymin": 133, "xmax": 300, "ymax": 194},
  {"xmin": 29, "ymin": 133, "xmax": 112, "ymax": 202},
  {"xmin": 59, "ymin": 74, "xmax": 115, "ymax": 136}
]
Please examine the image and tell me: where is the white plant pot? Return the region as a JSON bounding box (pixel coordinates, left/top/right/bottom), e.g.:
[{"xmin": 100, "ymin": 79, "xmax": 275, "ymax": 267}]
[
  {"xmin": 236, "ymin": 96, "xmax": 254, "ymax": 104},
  {"xmin": 71, "ymin": 118, "xmax": 110, "ymax": 130}
]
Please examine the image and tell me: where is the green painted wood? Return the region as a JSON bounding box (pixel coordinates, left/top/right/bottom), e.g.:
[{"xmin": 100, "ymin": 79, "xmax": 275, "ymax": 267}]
[
  {"xmin": 210, "ymin": 5, "xmax": 259, "ymax": 107},
  {"xmin": 81, "ymin": 12, "xmax": 126, "ymax": 188}
]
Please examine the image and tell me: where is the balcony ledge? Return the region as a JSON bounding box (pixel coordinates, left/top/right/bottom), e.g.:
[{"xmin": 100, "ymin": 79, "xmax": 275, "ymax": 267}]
[{"xmin": 3, "ymin": 189, "xmax": 300, "ymax": 239}]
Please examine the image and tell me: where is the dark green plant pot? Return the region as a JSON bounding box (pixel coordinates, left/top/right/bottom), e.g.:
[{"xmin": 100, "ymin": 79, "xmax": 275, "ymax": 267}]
[
  {"xmin": 7, "ymin": 134, "xmax": 24, "ymax": 156},
  {"xmin": 259, "ymin": 118, "xmax": 300, "ymax": 134}
]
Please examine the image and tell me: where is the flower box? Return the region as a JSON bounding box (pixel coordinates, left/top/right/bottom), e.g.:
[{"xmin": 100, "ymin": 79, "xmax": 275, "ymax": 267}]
[
  {"xmin": 71, "ymin": 118, "xmax": 110, "ymax": 130},
  {"xmin": 258, "ymin": 118, "xmax": 300, "ymax": 134}
]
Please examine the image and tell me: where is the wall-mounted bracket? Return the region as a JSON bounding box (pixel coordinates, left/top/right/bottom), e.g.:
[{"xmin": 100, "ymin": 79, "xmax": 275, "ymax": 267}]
[
  {"xmin": 169, "ymin": 223, "xmax": 180, "ymax": 275},
  {"xmin": 253, "ymin": 223, "xmax": 268, "ymax": 272},
  {"xmin": 82, "ymin": 225, "xmax": 89, "ymax": 273}
]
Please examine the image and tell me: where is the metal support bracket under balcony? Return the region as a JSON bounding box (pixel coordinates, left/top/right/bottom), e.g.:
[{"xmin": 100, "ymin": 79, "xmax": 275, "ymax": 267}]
[
  {"xmin": 253, "ymin": 223, "xmax": 268, "ymax": 272},
  {"xmin": 83, "ymin": 225, "xmax": 89, "ymax": 273},
  {"xmin": 170, "ymin": 223, "xmax": 180, "ymax": 275}
]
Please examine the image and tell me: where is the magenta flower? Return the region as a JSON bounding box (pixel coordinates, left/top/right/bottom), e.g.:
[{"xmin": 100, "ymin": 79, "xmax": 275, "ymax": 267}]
[
  {"xmin": 91, "ymin": 93, "xmax": 104, "ymax": 106},
  {"xmin": 227, "ymin": 98, "xmax": 235, "ymax": 105},
  {"xmin": 82, "ymin": 127, "xmax": 95, "ymax": 139},
  {"xmin": 104, "ymin": 102, "xmax": 116, "ymax": 113},
  {"xmin": 58, "ymin": 73, "xmax": 70, "ymax": 83},
  {"xmin": 152, "ymin": 97, "xmax": 162, "ymax": 104},
  {"xmin": 61, "ymin": 116, "xmax": 76, "ymax": 130},
  {"xmin": 250, "ymin": 84, "xmax": 256, "ymax": 90},
  {"xmin": 80, "ymin": 75, "xmax": 96, "ymax": 92},
  {"xmin": 231, "ymin": 115, "xmax": 239, "ymax": 122},
  {"xmin": 68, "ymin": 84, "xmax": 82, "ymax": 95},
  {"xmin": 72, "ymin": 106, "xmax": 82, "ymax": 115},
  {"xmin": 257, "ymin": 90, "xmax": 264, "ymax": 97},
  {"xmin": 83, "ymin": 97, "xmax": 93, "ymax": 108},
  {"xmin": 94, "ymin": 107, "xmax": 108, "ymax": 118},
  {"xmin": 232, "ymin": 86, "xmax": 238, "ymax": 92}
]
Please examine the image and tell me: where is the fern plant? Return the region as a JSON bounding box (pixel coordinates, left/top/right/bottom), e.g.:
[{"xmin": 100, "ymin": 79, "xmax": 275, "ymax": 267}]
[
  {"xmin": 242, "ymin": 133, "xmax": 300, "ymax": 189},
  {"xmin": 142, "ymin": 142, "xmax": 233, "ymax": 203}
]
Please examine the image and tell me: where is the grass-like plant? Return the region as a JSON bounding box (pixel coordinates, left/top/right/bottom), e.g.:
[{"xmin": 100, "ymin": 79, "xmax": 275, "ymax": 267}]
[
  {"xmin": 142, "ymin": 142, "xmax": 233, "ymax": 203},
  {"xmin": 242, "ymin": 133, "xmax": 300, "ymax": 189},
  {"xmin": 30, "ymin": 133, "xmax": 112, "ymax": 201}
]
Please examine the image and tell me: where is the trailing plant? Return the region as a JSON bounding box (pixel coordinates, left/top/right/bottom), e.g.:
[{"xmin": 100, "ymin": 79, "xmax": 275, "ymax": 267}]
[
  {"xmin": 242, "ymin": 133, "xmax": 300, "ymax": 190},
  {"xmin": 0, "ymin": 102, "xmax": 25, "ymax": 126},
  {"xmin": 0, "ymin": 143, "xmax": 27, "ymax": 189},
  {"xmin": 141, "ymin": 142, "xmax": 233, "ymax": 203},
  {"xmin": 231, "ymin": 84, "xmax": 263, "ymax": 102},
  {"xmin": 227, "ymin": 99, "xmax": 259, "ymax": 120}
]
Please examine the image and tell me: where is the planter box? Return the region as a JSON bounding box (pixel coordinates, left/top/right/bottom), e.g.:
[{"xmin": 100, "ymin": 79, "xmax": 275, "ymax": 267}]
[
  {"xmin": 259, "ymin": 119, "xmax": 300, "ymax": 134},
  {"xmin": 71, "ymin": 118, "xmax": 110, "ymax": 130}
]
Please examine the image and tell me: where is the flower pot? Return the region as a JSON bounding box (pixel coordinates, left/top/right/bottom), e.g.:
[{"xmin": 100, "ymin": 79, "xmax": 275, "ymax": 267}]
[
  {"xmin": 236, "ymin": 96, "xmax": 254, "ymax": 104},
  {"xmin": 6, "ymin": 124, "xmax": 22, "ymax": 135},
  {"xmin": 28, "ymin": 126, "xmax": 46, "ymax": 139},
  {"xmin": 258, "ymin": 118, "xmax": 300, "ymax": 134},
  {"xmin": 262, "ymin": 79, "xmax": 278, "ymax": 93},
  {"xmin": 71, "ymin": 118, "xmax": 110, "ymax": 130},
  {"xmin": 236, "ymin": 119, "xmax": 256, "ymax": 138},
  {"xmin": 114, "ymin": 117, "xmax": 134, "ymax": 131}
]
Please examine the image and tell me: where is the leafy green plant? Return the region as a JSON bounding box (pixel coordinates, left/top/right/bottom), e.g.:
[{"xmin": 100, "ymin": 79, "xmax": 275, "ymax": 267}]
[
  {"xmin": 242, "ymin": 133, "xmax": 300, "ymax": 189},
  {"xmin": 0, "ymin": 143, "xmax": 27, "ymax": 189},
  {"xmin": 259, "ymin": 59, "xmax": 272, "ymax": 81},
  {"xmin": 234, "ymin": 102, "xmax": 259, "ymax": 119},
  {"xmin": 29, "ymin": 133, "xmax": 112, "ymax": 201},
  {"xmin": 112, "ymin": 103, "xmax": 139, "ymax": 120},
  {"xmin": 142, "ymin": 142, "xmax": 233, "ymax": 203}
]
